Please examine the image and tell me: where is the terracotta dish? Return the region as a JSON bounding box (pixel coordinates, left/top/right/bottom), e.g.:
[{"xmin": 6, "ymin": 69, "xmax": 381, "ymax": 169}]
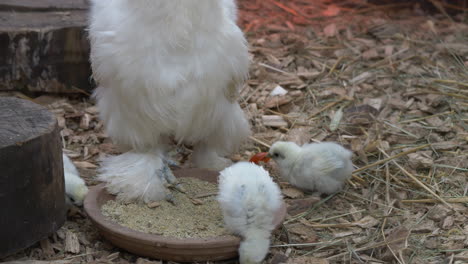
[{"xmin": 84, "ymin": 168, "xmax": 287, "ymax": 262}]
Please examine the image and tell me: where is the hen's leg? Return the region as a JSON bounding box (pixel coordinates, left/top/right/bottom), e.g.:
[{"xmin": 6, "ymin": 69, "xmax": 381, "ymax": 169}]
[
  {"xmin": 192, "ymin": 143, "xmax": 233, "ymax": 171},
  {"xmin": 192, "ymin": 102, "xmax": 250, "ymax": 171},
  {"xmin": 160, "ymin": 159, "xmax": 186, "ymax": 193}
]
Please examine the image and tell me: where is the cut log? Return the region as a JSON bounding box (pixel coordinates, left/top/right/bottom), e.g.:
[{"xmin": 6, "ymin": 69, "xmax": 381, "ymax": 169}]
[
  {"xmin": 0, "ymin": 97, "xmax": 66, "ymax": 258},
  {"xmin": 0, "ymin": 0, "xmax": 89, "ymax": 11},
  {"xmin": 0, "ymin": 0, "xmax": 92, "ymax": 93}
]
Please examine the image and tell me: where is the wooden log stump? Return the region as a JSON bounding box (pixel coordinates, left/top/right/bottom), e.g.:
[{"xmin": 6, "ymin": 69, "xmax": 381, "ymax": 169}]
[
  {"xmin": 0, "ymin": 97, "xmax": 66, "ymax": 258},
  {"xmin": 0, "ymin": 0, "xmax": 92, "ymax": 93}
]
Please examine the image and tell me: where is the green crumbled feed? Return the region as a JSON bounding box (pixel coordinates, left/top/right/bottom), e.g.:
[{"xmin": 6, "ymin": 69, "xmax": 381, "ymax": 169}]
[{"xmin": 101, "ymin": 177, "xmax": 233, "ymax": 239}]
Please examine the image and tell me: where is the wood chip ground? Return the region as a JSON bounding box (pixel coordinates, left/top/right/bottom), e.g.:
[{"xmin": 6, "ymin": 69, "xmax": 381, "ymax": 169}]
[{"xmin": 1, "ymin": 1, "xmax": 467, "ymax": 263}]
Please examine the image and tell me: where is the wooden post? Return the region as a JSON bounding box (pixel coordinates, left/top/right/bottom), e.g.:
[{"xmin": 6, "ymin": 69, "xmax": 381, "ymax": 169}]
[
  {"xmin": 0, "ymin": 97, "xmax": 66, "ymax": 258},
  {"xmin": 0, "ymin": 0, "xmax": 92, "ymax": 93}
]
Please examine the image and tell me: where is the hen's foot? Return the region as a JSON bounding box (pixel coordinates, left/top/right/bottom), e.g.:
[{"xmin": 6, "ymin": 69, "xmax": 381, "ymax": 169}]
[{"xmin": 159, "ymin": 161, "xmax": 186, "ymax": 193}]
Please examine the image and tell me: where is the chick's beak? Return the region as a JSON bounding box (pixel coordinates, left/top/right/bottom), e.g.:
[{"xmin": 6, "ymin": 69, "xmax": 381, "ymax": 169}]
[{"xmin": 249, "ymin": 152, "xmax": 271, "ymax": 164}]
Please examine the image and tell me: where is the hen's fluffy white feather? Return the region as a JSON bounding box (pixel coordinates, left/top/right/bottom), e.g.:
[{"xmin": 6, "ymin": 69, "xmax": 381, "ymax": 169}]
[
  {"xmin": 89, "ymin": 0, "xmax": 250, "ymax": 151},
  {"xmin": 97, "ymin": 151, "xmax": 169, "ymax": 203},
  {"xmin": 269, "ymin": 141, "xmax": 353, "ymax": 194},
  {"xmin": 63, "ymin": 154, "xmax": 88, "ymax": 206},
  {"xmin": 88, "ymin": 0, "xmax": 251, "ymax": 201},
  {"xmin": 218, "ymin": 162, "xmax": 282, "ymax": 264}
]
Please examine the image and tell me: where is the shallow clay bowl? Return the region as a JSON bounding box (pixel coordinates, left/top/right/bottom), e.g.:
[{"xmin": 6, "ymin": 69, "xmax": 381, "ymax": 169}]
[{"xmin": 84, "ymin": 168, "xmax": 287, "ymax": 262}]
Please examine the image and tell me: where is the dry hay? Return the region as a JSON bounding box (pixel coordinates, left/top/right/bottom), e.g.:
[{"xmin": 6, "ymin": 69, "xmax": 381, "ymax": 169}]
[{"xmin": 1, "ymin": 0, "xmax": 467, "ymax": 263}]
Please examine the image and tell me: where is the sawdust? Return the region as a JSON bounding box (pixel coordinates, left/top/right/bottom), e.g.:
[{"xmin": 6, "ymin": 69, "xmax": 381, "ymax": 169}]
[{"xmin": 101, "ymin": 177, "xmax": 232, "ymax": 239}]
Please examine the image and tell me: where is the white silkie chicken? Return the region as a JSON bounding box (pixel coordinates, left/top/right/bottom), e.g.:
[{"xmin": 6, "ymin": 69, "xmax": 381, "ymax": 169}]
[
  {"xmin": 88, "ymin": 0, "xmax": 251, "ymax": 202},
  {"xmin": 218, "ymin": 162, "xmax": 283, "ymax": 264},
  {"xmin": 63, "ymin": 154, "xmax": 89, "ymax": 206},
  {"xmin": 268, "ymin": 141, "xmax": 353, "ymax": 195}
]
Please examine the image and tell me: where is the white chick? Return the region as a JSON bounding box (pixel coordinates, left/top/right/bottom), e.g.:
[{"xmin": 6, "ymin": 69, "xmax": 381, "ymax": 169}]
[
  {"xmin": 268, "ymin": 141, "xmax": 353, "ymax": 195},
  {"xmin": 63, "ymin": 154, "xmax": 89, "ymax": 206},
  {"xmin": 88, "ymin": 0, "xmax": 251, "ymax": 202},
  {"xmin": 218, "ymin": 162, "xmax": 283, "ymax": 264}
]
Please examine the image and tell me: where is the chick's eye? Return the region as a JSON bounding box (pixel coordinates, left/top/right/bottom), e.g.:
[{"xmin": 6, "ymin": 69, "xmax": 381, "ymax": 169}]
[{"xmin": 273, "ymin": 153, "xmax": 280, "ymax": 158}]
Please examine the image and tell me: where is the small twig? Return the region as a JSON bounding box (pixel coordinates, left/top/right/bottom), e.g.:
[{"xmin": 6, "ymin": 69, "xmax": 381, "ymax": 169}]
[
  {"xmin": 385, "ymin": 165, "xmax": 391, "ymax": 206},
  {"xmin": 431, "ymin": 91, "xmax": 468, "ymax": 100},
  {"xmin": 271, "ymin": 241, "xmax": 338, "ymax": 248},
  {"xmin": 243, "ymin": 82, "xmax": 264, "ymax": 103},
  {"xmin": 433, "ymin": 164, "xmax": 468, "ymax": 172},
  {"xmin": 12, "ymin": 92, "xmax": 36, "ymax": 103},
  {"xmin": 353, "ymin": 144, "xmax": 430, "ymax": 173},
  {"xmin": 354, "ymin": 3, "xmax": 412, "ymax": 14},
  {"xmin": 71, "ymin": 86, "xmax": 92, "ymax": 96},
  {"xmin": 448, "ymin": 254, "xmax": 455, "ymax": 264},
  {"xmin": 308, "ymin": 99, "xmax": 345, "ymax": 120},
  {"xmin": 267, "ymin": 0, "xmax": 299, "ymax": 16},
  {"xmin": 285, "ymin": 193, "xmax": 337, "ymax": 224},
  {"xmin": 301, "ymin": 222, "xmax": 354, "ymax": 228},
  {"xmin": 266, "ymin": 109, "xmax": 295, "ymax": 121},
  {"xmin": 194, "ymin": 192, "xmax": 218, "ymax": 199},
  {"xmin": 303, "ymin": 239, "xmax": 345, "ymax": 257},
  {"xmin": 351, "ymin": 174, "xmax": 366, "ymax": 183},
  {"xmin": 381, "ymin": 204, "xmax": 405, "ymax": 264},
  {"xmin": 327, "ymin": 56, "xmax": 345, "ymax": 76},
  {"xmin": 428, "ymin": 0, "xmax": 455, "ymax": 23},
  {"xmin": 345, "ymin": 192, "xmax": 406, "ymax": 213},
  {"xmin": 249, "ymin": 136, "xmax": 271, "ymax": 148},
  {"xmin": 289, "ymin": 98, "xmax": 311, "ymax": 130},
  {"xmin": 441, "ymin": 2, "xmax": 468, "ymax": 11},
  {"xmin": 63, "ymin": 251, "xmax": 100, "ymax": 260},
  {"xmin": 258, "ymin": 62, "xmax": 294, "ymax": 75},
  {"xmin": 309, "ymin": 209, "xmax": 367, "ymax": 223},
  {"xmin": 433, "ymin": 79, "xmax": 468, "ymax": 87},
  {"xmin": 379, "ymin": 148, "xmax": 453, "ymax": 209},
  {"xmin": 383, "ymin": 121, "xmax": 419, "ymax": 139},
  {"xmin": 408, "ymin": 89, "xmax": 468, "ymax": 100},
  {"xmin": 401, "ymin": 197, "xmax": 468, "ymax": 204},
  {"xmin": 191, "ymin": 198, "xmax": 205, "ymax": 205},
  {"xmin": 399, "ymin": 111, "xmax": 454, "ymax": 124},
  {"xmin": 281, "ymin": 224, "xmax": 291, "ymax": 244},
  {"xmin": 327, "ymin": 237, "xmax": 407, "ymax": 260},
  {"xmin": 369, "ymin": 47, "xmax": 409, "ymax": 68},
  {"xmin": 347, "ymin": 179, "xmax": 358, "ymax": 188}
]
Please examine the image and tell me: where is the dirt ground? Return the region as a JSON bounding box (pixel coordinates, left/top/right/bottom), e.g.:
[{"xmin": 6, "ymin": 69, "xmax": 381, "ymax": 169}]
[{"xmin": 1, "ymin": 0, "xmax": 467, "ymax": 263}]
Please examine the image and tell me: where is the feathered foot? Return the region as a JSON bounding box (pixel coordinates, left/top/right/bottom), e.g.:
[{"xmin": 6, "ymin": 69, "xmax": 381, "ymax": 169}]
[{"xmin": 98, "ymin": 151, "xmax": 181, "ymax": 203}]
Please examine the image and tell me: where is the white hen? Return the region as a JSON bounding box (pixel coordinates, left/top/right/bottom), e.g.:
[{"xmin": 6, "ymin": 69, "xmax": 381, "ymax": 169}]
[
  {"xmin": 218, "ymin": 162, "xmax": 283, "ymax": 264},
  {"xmin": 63, "ymin": 154, "xmax": 88, "ymax": 206},
  {"xmin": 88, "ymin": 0, "xmax": 250, "ymax": 202},
  {"xmin": 268, "ymin": 141, "xmax": 353, "ymax": 195}
]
